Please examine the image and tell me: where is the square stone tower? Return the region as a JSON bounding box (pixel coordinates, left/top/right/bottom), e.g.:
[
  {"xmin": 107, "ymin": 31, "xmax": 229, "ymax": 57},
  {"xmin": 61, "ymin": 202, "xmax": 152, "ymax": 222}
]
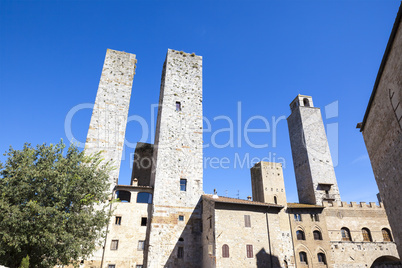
[
  {"xmin": 146, "ymin": 49, "xmax": 203, "ymax": 267},
  {"xmin": 287, "ymin": 95, "xmax": 341, "ymax": 205},
  {"xmin": 85, "ymin": 49, "xmax": 137, "ymax": 191}
]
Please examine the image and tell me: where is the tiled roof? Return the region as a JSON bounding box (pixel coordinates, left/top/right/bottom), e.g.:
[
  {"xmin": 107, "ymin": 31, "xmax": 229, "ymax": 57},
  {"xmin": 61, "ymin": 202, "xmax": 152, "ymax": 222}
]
[
  {"xmin": 203, "ymin": 194, "xmax": 283, "ymax": 208},
  {"xmin": 287, "ymin": 203, "xmax": 323, "ymax": 208}
]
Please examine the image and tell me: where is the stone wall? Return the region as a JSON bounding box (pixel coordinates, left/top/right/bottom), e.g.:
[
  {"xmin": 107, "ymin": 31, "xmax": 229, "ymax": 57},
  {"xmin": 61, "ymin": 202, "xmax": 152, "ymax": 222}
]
[
  {"xmin": 146, "ymin": 49, "xmax": 203, "ymax": 268},
  {"xmin": 361, "ymin": 5, "xmax": 402, "ymax": 258},
  {"xmin": 85, "ymin": 49, "xmax": 137, "ymax": 190}
]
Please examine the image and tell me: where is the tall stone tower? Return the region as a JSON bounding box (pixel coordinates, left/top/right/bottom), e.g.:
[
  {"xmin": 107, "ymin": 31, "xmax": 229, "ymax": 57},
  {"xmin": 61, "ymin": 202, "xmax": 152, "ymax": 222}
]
[
  {"xmin": 287, "ymin": 95, "xmax": 341, "ymax": 205},
  {"xmin": 146, "ymin": 49, "xmax": 203, "ymax": 267},
  {"xmin": 85, "ymin": 49, "xmax": 137, "ymax": 191}
]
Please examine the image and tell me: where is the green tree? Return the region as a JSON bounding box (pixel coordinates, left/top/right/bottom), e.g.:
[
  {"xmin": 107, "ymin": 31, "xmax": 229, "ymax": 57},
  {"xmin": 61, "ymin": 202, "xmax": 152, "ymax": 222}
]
[{"xmin": 0, "ymin": 141, "xmax": 113, "ymax": 267}]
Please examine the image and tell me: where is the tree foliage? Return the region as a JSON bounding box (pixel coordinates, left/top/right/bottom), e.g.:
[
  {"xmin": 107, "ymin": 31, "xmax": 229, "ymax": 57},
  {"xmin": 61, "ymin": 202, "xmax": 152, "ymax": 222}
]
[{"xmin": 0, "ymin": 141, "xmax": 113, "ymax": 267}]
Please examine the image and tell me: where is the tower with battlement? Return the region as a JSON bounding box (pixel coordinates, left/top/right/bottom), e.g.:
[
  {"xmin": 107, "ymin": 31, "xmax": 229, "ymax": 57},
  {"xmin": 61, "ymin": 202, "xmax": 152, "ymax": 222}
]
[
  {"xmin": 145, "ymin": 49, "xmax": 203, "ymax": 267},
  {"xmin": 287, "ymin": 95, "xmax": 341, "ymax": 205},
  {"xmin": 85, "ymin": 49, "xmax": 137, "ymax": 191}
]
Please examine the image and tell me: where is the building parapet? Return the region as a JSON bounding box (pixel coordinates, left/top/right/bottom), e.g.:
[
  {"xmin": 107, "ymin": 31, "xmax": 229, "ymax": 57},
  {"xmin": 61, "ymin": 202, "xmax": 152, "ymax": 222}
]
[{"xmin": 322, "ymin": 201, "xmax": 384, "ymax": 209}]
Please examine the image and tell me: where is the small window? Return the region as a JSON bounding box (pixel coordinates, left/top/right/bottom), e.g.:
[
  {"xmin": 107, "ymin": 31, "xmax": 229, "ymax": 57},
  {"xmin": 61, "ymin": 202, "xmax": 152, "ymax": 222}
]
[
  {"xmin": 179, "ymin": 237, "xmax": 184, "ymax": 242},
  {"xmin": 110, "ymin": 240, "xmax": 119, "ymax": 250},
  {"xmin": 138, "ymin": 240, "xmax": 145, "ymax": 250},
  {"xmin": 179, "ymin": 215, "xmax": 184, "ymax": 221},
  {"xmin": 310, "ymin": 213, "xmax": 319, "ymax": 222},
  {"xmin": 341, "ymin": 227, "xmax": 351, "ymax": 241},
  {"xmin": 296, "ymin": 230, "xmax": 305, "ymax": 240},
  {"xmin": 108, "ymin": 265, "xmax": 116, "ymax": 268},
  {"xmin": 303, "ymin": 98, "xmax": 310, "ymax": 107},
  {"xmin": 116, "ymin": 190, "xmax": 131, "ymax": 202},
  {"xmin": 317, "ymin": 253, "xmax": 326, "ymax": 264},
  {"xmin": 313, "ymin": 230, "xmax": 322, "ymax": 240},
  {"xmin": 136, "ymin": 265, "xmax": 143, "ymax": 268},
  {"xmin": 177, "ymin": 246, "xmax": 184, "ymax": 259},
  {"xmin": 176, "ymin": 101, "xmax": 181, "ymax": 111},
  {"xmin": 294, "ymin": 214, "xmax": 302, "ymax": 221},
  {"xmin": 115, "ymin": 216, "xmax": 121, "ymax": 225},
  {"xmin": 141, "ymin": 217, "xmax": 147, "ymax": 226},
  {"xmin": 180, "ymin": 179, "xmax": 187, "ymax": 191},
  {"xmin": 274, "ymin": 196, "xmax": 278, "ymax": 204},
  {"xmin": 382, "ymin": 228, "xmax": 393, "ymax": 242},
  {"xmin": 299, "ymin": 251, "xmax": 308, "ymax": 264},
  {"xmin": 244, "ymin": 215, "xmax": 251, "ymax": 227},
  {"xmin": 246, "ymin": 244, "xmax": 253, "ymax": 258},
  {"xmin": 137, "ymin": 192, "xmax": 152, "ymax": 204},
  {"xmin": 222, "ymin": 244, "xmax": 229, "ymax": 258},
  {"xmin": 362, "ymin": 228, "xmax": 372, "ymax": 242}
]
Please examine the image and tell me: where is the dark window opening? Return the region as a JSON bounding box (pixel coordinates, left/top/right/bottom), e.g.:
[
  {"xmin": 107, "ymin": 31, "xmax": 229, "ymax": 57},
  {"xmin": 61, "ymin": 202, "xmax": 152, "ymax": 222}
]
[
  {"xmin": 179, "ymin": 215, "xmax": 184, "ymax": 221},
  {"xmin": 382, "ymin": 228, "xmax": 393, "ymax": 242},
  {"xmin": 310, "ymin": 213, "xmax": 320, "ymax": 221},
  {"xmin": 176, "ymin": 101, "xmax": 181, "ymax": 111},
  {"xmin": 296, "ymin": 230, "xmax": 305, "ymax": 240},
  {"xmin": 116, "ymin": 190, "xmax": 131, "ymax": 202},
  {"xmin": 141, "ymin": 217, "xmax": 147, "ymax": 226},
  {"xmin": 108, "ymin": 265, "xmax": 116, "ymax": 268},
  {"xmin": 111, "ymin": 240, "xmax": 119, "ymax": 250},
  {"xmin": 299, "ymin": 252, "xmax": 308, "ymax": 264},
  {"xmin": 180, "ymin": 179, "xmax": 187, "ymax": 191},
  {"xmin": 244, "ymin": 215, "xmax": 251, "ymax": 227},
  {"xmin": 178, "ymin": 246, "xmax": 184, "ymax": 259},
  {"xmin": 137, "ymin": 192, "xmax": 152, "ymax": 204},
  {"xmin": 115, "ymin": 216, "xmax": 121, "ymax": 225},
  {"xmin": 246, "ymin": 244, "xmax": 253, "ymax": 258},
  {"xmin": 294, "ymin": 214, "xmax": 302, "ymax": 221},
  {"xmin": 303, "ymin": 98, "xmax": 310, "ymax": 107},
  {"xmin": 179, "ymin": 237, "xmax": 184, "ymax": 242},
  {"xmin": 222, "ymin": 244, "xmax": 229, "ymax": 258},
  {"xmin": 138, "ymin": 240, "xmax": 145, "ymax": 250},
  {"xmin": 136, "ymin": 265, "xmax": 143, "ymax": 268},
  {"xmin": 318, "ymin": 253, "xmax": 326, "ymax": 264},
  {"xmin": 274, "ymin": 196, "xmax": 278, "ymax": 204},
  {"xmin": 313, "ymin": 230, "xmax": 323, "ymax": 240}
]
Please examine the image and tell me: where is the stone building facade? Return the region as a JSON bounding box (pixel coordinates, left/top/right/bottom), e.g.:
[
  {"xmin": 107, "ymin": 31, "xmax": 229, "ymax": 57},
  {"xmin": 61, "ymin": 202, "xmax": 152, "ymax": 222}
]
[
  {"xmin": 78, "ymin": 48, "xmax": 400, "ymax": 268},
  {"xmin": 358, "ymin": 3, "xmax": 402, "ymax": 258}
]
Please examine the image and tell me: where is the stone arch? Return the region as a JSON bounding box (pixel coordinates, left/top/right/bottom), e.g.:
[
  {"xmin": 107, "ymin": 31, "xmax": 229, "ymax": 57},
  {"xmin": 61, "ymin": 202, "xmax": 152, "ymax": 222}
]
[
  {"xmin": 303, "ymin": 98, "xmax": 310, "ymax": 107},
  {"xmin": 116, "ymin": 190, "xmax": 131, "ymax": 202},
  {"xmin": 371, "ymin": 255, "xmax": 401, "ymax": 268},
  {"xmin": 295, "ymin": 244, "xmax": 313, "ymax": 266},
  {"xmin": 315, "ymin": 247, "xmax": 328, "ymax": 266}
]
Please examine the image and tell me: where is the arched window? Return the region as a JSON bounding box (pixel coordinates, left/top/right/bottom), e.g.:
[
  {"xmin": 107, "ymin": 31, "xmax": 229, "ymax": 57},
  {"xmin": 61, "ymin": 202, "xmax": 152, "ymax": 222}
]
[
  {"xmin": 274, "ymin": 196, "xmax": 278, "ymax": 204},
  {"xmin": 341, "ymin": 227, "xmax": 351, "ymax": 241},
  {"xmin": 116, "ymin": 190, "xmax": 131, "ymax": 202},
  {"xmin": 296, "ymin": 230, "xmax": 305, "ymax": 240},
  {"xmin": 299, "ymin": 252, "xmax": 308, "ymax": 264},
  {"xmin": 382, "ymin": 228, "xmax": 393, "ymax": 242},
  {"xmin": 178, "ymin": 237, "xmax": 184, "ymax": 242},
  {"xmin": 303, "ymin": 98, "xmax": 310, "ymax": 107},
  {"xmin": 137, "ymin": 192, "xmax": 152, "ymax": 204},
  {"xmin": 317, "ymin": 253, "xmax": 327, "ymax": 264},
  {"xmin": 362, "ymin": 228, "xmax": 372, "ymax": 242},
  {"xmin": 313, "ymin": 230, "xmax": 322, "ymax": 240},
  {"xmin": 222, "ymin": 244, "xmax": 229, "ymax": 258}
]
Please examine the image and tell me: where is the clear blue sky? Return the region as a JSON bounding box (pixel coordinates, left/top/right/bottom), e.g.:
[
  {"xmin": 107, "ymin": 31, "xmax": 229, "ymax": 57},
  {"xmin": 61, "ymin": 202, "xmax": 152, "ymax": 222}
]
[{"xmin": 1, "ymin": 0, "xmax": 399, "ymax": 203}]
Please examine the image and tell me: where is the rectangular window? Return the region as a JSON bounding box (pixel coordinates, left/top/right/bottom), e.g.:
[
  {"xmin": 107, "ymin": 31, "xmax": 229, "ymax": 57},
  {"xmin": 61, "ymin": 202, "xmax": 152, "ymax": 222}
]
[
  {"xmin": 246, "ymin": 244, "xmax": 253, "ymax": 258},
  {"xmin": 176, "ymin": 101, "xmax": 181, "ymax": 111},
  {"xmin": 178, "ymin": 246, "xmax": 184, "ymax": 259},
  {"xmin": 310, "ymin": 214, "xmax": 319, "ymax": 222},
  {"xmin": 244, "ymin": 215, "xmax": 251, "ymax": 227},
  {"xmin": 136, "ymin": 266, "xmax": 143, "ymax": 268},
  {"xmin": 110, "ymin": 240, "xmax": 118, "ymax": 250},
  {"xmin": 115, "ymin": 216, "xmax": 121, "ymax": 225},
  {"xmin": 294, "ymin": 214, "xmax": 302, "ymax": 221},
  {"xmin": 108, "ymin": 265, "xmax": 116, "ymax": 268},
  {"xmin": 141, "ymin": 217, "xmax": 147, "ymax": 226},
  {"xmin": 138, "ymin": 240, "xmax": 145, "ymax": 251},
  {"xmin": 179, "ymin": 215, "xmax": 184, "ymax": 221},
  {"xmin": 180, "ymin": 179, "xmax": 187, "ymax": 191}
]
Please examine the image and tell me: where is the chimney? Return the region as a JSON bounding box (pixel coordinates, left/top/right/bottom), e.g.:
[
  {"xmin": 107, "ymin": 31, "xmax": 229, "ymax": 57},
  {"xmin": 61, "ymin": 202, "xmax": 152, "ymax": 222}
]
[{"xmin": 247, "ymin": 196, "xmax": 252, "ymax": 201}]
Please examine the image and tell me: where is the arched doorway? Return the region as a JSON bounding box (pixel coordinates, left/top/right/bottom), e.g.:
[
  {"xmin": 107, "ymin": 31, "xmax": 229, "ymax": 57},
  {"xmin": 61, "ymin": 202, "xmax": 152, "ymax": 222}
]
[{"xmin": 371, "ymin": 255, "xmax": 401, "ymax": 268}]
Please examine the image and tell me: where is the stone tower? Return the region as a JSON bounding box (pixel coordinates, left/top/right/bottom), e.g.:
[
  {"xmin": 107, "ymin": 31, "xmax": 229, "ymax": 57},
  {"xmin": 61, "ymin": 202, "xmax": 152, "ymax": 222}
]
[
  {"xmin": 287, "ymin": 95, "xmax": 341, "ymax": 205},
  {"xmin": 85, "ymin": 49, "xmax": 136, "ymax": 191},
  {"xmin": 146, "ymin": 49, "xmax": 203, "ymax": 267},
  {"xmin": 250, "ymin": 161, "xmax": 294, "ymax": 268}
]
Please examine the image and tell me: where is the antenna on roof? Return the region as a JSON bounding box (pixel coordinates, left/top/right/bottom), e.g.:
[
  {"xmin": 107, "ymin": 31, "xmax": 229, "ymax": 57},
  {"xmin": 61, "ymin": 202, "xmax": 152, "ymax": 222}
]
[
  {"xmin": 237, "ymin": 190, "xmax": 240, "ymax": 199},
  {"xmin": 225, "ymin": 190, "xmax": 228, "ymax": 197}
]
